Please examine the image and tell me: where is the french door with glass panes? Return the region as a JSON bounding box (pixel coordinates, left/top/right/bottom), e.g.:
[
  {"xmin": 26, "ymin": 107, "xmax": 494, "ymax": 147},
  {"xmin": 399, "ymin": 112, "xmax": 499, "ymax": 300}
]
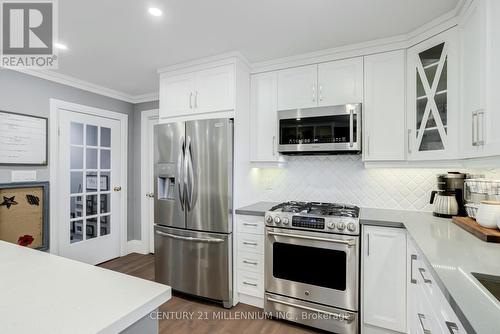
[
  {"xmin": 59, "ymin": 110, "xmax": 122, "ymax": 264},
  {"xmin": 407, "ymin": 28, "xmax": 459, "ymax": 160}
]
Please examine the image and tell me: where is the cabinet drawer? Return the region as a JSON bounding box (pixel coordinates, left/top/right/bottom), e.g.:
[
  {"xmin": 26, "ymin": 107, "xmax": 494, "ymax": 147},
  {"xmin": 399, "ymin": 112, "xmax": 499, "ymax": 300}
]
[
  {"xmin": 409, "ymin": 284, "xmax": 442, "ymax": 334},
  {"xmin": 237, "ymin": 233, "xmax": 264, "ymax": 254},
  {"xmin": 237, "ymin": 251, "xmax": 264, "ymax": 273},
  {"xmin": 236, "ymin": 215, "xmax": 265, "ymax": 235},
  {"xmin": 237, "ymin": 270, "xmax": 264, "ymax": 298}
]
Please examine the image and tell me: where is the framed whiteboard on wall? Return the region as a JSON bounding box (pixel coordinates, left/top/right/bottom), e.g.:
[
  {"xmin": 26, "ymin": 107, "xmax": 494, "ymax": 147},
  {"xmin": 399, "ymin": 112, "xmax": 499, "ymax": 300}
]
[{"xmin": 0, "ymin": 111, "xmax": 48, "ymax": 166}]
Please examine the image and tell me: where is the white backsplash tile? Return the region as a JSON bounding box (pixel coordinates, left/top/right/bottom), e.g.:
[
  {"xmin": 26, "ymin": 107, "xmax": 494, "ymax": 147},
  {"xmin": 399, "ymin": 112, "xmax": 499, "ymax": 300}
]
[{"xmin": 251, "ymin": 156, "xmax": 500, "ymax": 212}]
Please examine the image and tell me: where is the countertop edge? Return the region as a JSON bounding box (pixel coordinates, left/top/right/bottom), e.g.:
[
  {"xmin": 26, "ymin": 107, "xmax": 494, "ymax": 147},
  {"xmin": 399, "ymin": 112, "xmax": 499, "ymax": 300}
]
[
  {"xmin": 102, "ymin": 288, "xmax": 172, "ymax": 333},
  {"xmin": 235, "ymin": 209, "xmax": 265, "ymax": 217}
]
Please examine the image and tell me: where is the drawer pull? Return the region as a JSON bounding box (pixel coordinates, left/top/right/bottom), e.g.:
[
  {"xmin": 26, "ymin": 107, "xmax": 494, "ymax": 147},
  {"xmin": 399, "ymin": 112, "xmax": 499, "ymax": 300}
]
[
  {"xmin": 243, "ymin": 241, "xmax": 258, "ymax": 246},
  {"xmin": 243, "ymin": 260, "xmax": 258, "ymax": 265},
  {"xmin": 446, "ymin": 321, "xmax": 459, "ymax": 334},
  {"xmin": 243, "ymin": 222, "xmax": 258, "ymax": 227},
  {"xmin": 419, "ymin": 267, "xmax": 432, "ymax": 284},
  {"xmin": 418, "ymin": 313, "xmax": 432, "ymax": 334},
  {"xmin": 242, "ymin": 281, "xmax": 258, "ymax": 287}
]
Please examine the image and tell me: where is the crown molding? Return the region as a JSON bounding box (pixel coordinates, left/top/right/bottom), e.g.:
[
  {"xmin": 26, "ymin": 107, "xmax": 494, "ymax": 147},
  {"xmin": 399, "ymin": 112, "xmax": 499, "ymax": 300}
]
[{"xmin": 10, "ymin": 68, "xmax": 158, "ymax": 104}]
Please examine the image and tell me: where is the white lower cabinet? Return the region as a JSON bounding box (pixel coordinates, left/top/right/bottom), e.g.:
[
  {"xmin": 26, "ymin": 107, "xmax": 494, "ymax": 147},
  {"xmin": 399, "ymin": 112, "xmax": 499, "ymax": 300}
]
[
  {"xmin": 362, "ymin": 226, "xmax": 407, "ymax": 333},
  {"xmin": 235, "ymin": 215, "xmax": 265, "ymax": 307}
]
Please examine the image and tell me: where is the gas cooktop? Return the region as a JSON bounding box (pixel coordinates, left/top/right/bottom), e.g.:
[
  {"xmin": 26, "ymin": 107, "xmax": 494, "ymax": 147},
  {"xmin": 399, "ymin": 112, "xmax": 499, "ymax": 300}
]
[
  {"xmin": 266, "ymin": 201, "xmax": 360, "ymax": 235},
  {"xmin": 269, "ymin": 201, "xmax": 360, "ymax": 218}
]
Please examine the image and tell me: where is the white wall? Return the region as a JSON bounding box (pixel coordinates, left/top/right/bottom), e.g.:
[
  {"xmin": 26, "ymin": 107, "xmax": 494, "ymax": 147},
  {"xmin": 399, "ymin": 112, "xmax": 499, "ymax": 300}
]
[{"xmin": 248, "ymin": 156, "xmax": 500, "ymax": 211}]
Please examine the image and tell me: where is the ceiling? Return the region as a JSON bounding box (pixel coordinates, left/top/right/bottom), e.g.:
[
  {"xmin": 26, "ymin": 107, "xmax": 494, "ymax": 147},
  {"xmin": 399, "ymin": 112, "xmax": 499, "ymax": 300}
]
[{"xmin": 54, "ymin": 0, "xmax": 459, "ymax": 98}]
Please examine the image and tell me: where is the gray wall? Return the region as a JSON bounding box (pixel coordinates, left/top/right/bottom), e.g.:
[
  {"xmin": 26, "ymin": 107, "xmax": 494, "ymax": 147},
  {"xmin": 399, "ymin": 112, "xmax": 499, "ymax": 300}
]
[{"xmin": 0, "ymin": 69, "xmax": 138, "ymax": 240}]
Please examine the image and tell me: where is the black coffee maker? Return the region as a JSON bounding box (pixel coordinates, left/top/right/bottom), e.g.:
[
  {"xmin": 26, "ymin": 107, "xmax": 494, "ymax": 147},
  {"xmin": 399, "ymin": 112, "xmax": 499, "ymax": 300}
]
[{"xmin": 430, "ymin": 172, "xmax": 467, "ymax": 218}]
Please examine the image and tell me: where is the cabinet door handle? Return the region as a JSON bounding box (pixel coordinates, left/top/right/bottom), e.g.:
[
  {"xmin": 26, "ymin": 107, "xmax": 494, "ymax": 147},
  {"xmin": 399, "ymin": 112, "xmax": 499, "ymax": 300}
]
[
  {"xmin": 477, "ymin": 110, "xmax": 485, "ymax": 146},
  {"xmin": 410, "ymin": 254, "xmax": 417, "ymax": 284},
  {"xmin": 366, "ymin": 233, "xmax": 370, "ymax": 256},
  {"xmin": 319, "ymin": 84, "xmax": 323, "ymax": 102},
  {"xmin": 272, "ymin": 135, "xmax": 276, "ymax": 156},
  {"xmin": 472, "ymin": 111, "xmax": 478, "ymax": 146},
  {"xmin": 408, "ymin": 129, "xmax": 412, "ymax": 154},
  {"xmin": 194, "ymin": 91, "xmax": 198, "ymax": 108},
  {"xmin": 189, "ymin": 92, "xmax": 193, "ymax": 109},
  {"xmin": 446, "ymin": 321, "xmax": 460, "ymax": 334},
  {"xmin": 418, "ymin": 267, "xmax": 432, "ymax": 284},
  {"xmin": 243, "ymin": 260, "xmax": 258, "ymax": 265},
  {"xmin": 312, "ymin": 84, "xmax": 316, "ymax": 102},
  {"xmin": 243, "ymin": 222, "xmax": 258, "ymax": 227},
  {"xmin": 418, "ymin": 313, "xmax": 432, "ymax": 334}
]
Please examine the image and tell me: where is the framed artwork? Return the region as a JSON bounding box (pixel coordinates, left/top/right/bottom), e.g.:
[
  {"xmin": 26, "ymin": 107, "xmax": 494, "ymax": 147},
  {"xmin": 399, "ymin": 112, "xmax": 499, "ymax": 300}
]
[
  {"xmin": 0, "ymin": 182, "xmax": 49, "ymax": 251},
  {"xmin": 0, "ymin": 110, "xmax": 48, "ymax": 166}
]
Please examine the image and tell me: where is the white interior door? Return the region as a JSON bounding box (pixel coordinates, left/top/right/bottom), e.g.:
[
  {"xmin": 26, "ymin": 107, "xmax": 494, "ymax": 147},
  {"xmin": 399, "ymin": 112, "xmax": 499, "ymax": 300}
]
[{"xmin": 58, "ymin": 109, "xmax": 122, "ymax": 265}]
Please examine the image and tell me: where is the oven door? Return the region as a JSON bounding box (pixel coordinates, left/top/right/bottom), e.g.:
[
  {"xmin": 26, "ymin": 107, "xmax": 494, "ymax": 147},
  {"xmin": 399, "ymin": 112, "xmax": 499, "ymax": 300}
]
[
  {"xmin": 278, "ymin": 104, "xmax": 361, "ymax": 153},
  {"xmin": 265, "ymin": 227, "xmax": 359, "ymax": 311}
]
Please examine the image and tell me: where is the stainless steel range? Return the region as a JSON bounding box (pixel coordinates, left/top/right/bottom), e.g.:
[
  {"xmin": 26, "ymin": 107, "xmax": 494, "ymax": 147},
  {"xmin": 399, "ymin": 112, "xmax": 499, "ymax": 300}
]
[{"xmin": 264, "ymin": 201, "xmax": 360, "ymax": 334}]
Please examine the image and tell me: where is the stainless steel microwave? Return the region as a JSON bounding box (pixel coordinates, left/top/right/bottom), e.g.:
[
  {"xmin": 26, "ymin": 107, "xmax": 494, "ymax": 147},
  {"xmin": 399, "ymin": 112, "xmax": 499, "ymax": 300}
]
[{"xmin": 278, "ymin": 104, "xmax": 362, "ymax": 154}]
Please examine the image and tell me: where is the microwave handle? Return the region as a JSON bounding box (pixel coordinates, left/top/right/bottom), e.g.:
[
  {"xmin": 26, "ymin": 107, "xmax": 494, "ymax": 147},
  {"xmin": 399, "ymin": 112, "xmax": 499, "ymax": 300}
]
[{"xmin": 349, "ymin": 109, "xmax": 354, "ymax": 148}]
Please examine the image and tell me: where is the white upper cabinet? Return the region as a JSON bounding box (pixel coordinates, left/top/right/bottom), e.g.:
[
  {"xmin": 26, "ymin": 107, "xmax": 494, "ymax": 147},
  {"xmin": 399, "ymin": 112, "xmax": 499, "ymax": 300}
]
[
  {"xmin": 461, "ymin": 0, "xmax": 500, "ymax": 158},
  {"xmin": 194, "ymin": 64, "xmax": 235, "ymax": 114},
  {"xmin": 250, "ymin": 72, "xmax": 280, "ymax": 162},
  {"xmin": 159, "ymin": 72, "xmax": 195, "ymax": 119},
  {"xmin": 318, "ymin": 57, "xmax": 363, "ymax": 106},
  {"xmin": 159, "ymin": 64, "xmax": 235, "ymax": 120},
  {"xmin": 277, "ymin": 64, "xmax": 318, "ymax": 110},
  {"xmin": 363, "ymin": 226, "xmax": 407, "ymax": 333},
  {"xmin": 364, "ymin": 50, "xmax": 406, "ymax": 161},
  {"xmin": 407, "ymin": 28, "xmax": 459, "ymax": 160}
]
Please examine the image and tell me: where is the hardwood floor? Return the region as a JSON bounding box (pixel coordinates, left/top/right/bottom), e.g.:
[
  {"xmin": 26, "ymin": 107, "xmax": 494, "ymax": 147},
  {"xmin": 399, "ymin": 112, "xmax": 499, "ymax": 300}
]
[{"xmin": 99, "ymin": 253, "xmax": 320, "ymax": 334}]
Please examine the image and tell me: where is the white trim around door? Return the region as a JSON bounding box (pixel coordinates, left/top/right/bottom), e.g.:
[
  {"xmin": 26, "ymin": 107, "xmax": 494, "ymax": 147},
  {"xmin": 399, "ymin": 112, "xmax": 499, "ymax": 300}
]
[
  {"xmin": 140, "ymin": 109, "xmax": 159, "ymax": 254},
  {"xmin": 49, "ymin": 99, "xmax": 128, "ymax": 260}
]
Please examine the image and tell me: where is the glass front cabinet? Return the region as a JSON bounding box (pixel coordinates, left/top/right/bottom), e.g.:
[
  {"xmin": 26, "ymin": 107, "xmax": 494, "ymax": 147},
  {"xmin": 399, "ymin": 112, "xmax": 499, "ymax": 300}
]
[{"xmin": 407, "ymin": 28, "xmax": 459, "ymax": 160}]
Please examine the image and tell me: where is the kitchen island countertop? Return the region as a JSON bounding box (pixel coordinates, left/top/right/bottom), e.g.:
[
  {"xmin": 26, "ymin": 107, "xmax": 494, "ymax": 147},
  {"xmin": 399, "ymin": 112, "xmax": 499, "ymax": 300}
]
[{"xmin": 0, "ymin": 241, "xmax": 171, "ymax": 334}]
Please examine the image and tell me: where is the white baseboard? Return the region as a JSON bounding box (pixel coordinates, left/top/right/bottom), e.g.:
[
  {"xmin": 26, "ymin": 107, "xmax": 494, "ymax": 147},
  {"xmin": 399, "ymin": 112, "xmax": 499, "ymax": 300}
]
[{"xmin": 126, "ymin": 240, "xmax": 149, "ymax": 255}]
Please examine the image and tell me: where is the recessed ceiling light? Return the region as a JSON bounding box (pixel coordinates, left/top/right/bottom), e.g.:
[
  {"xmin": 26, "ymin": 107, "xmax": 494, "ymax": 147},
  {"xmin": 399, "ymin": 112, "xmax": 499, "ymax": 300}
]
[
  {"xmin": 148, "ymin": 7, "xmax": 162, "ymax": 17},
  {"xmin": 54, "ymin": 42, "xmax": 68, "ymax": 50}
]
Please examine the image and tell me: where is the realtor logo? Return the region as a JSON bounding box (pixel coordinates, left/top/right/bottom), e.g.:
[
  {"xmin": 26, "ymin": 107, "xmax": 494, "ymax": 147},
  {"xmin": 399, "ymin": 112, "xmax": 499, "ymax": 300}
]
[{"xmin": 1, "ymin": 0, "xmax": 58, "ymax": 68}]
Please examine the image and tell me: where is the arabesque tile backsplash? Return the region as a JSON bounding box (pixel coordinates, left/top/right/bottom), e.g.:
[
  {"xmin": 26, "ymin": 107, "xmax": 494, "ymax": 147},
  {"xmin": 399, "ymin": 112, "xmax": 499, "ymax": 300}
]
[{"xmin": 250, "ymin": 156, "xmax": 500, "ymax": 211}]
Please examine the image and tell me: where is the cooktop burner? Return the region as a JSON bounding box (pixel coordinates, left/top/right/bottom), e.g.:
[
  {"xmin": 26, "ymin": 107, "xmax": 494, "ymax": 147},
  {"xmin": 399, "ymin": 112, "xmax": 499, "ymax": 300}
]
[{"xmin": 270, "ymin": 201, "xmax": 360, "ymax": 218}]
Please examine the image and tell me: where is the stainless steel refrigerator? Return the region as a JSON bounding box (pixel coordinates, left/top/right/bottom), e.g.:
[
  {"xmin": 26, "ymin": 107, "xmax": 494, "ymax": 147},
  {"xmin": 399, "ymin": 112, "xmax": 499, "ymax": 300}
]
[{"xmin": 153, "ymin": 118, "xmax": 233, "ymax": 308}]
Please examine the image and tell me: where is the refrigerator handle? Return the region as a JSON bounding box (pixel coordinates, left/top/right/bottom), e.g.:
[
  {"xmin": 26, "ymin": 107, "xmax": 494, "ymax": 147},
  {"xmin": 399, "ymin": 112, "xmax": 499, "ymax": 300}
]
[
  {"xmin": 186, "ymin": 136, "xmax": 197, "ymax": 211},
  {"xmin": 177, "ymin": 136, "xmax": 185, "ymax": 211}
]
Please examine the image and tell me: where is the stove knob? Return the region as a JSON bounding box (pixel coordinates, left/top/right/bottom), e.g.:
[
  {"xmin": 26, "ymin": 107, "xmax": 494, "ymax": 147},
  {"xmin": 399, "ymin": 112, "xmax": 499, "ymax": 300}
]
[
  {"xmin": 266, "ymin": 215, "xmax": 273, "ymax": 224},
  {"xmin": 274, "ymin": 216, "xmax": 281, "ymax": 224},
  {"xmin": 336, "ymin": 222, "xmax": 346, "ymax": 230},
  {"xmin": 282, "ymin": 218, "xmax": 289, "ymax": 225},
  {"xmin": 327, "ymin": 222, "xmax": 335, "ymax": 229},
  {"xmin": 347, "ymin": 223, "xmax": 356, "ymax": 232}
]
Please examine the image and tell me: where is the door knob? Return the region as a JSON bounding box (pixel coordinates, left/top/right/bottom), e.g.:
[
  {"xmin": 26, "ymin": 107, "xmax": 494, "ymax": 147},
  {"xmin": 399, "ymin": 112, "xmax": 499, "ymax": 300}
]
[
  {"xmin": 146, "ymin": 193, "xmax": 154, "ymax": 198},
  {"xmin": 113, "ymin": 186, "xmax": 122, "ymax": 192}
]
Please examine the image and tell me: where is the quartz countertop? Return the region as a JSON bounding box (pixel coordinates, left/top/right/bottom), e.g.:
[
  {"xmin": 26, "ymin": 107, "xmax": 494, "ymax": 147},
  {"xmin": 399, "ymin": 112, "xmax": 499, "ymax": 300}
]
[
  {"xmin": 235, "ymin": 202, "xmax": 500, "ymax": 333},
  {"xmin": 360, "ymin": 208, "xmax": 500, "ymax": 334},
  {"xmin": 235, "ymin": 201, "xmax": 279, "ymax": 216},
  {"xmin": 0, "ymin": 241, "xmax": 172, "ymax": 334}
]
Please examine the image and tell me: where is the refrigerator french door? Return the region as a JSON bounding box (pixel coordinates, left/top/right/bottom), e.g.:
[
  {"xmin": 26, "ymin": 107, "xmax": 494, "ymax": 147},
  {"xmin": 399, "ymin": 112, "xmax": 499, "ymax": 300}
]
[{"xmin": 154, "ymin": 118, "xmax": 233, "ymax": 308}]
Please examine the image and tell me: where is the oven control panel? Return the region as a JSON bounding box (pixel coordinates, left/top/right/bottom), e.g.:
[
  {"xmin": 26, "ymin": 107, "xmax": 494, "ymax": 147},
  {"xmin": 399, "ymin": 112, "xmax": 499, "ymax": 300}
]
[
  {"xmin": 265, "ymin": 213, "xmax": 359, "ymax": 235},
  {"xmin": 292, "ymin": 216, "xmax": 325, "ymax": 229}
]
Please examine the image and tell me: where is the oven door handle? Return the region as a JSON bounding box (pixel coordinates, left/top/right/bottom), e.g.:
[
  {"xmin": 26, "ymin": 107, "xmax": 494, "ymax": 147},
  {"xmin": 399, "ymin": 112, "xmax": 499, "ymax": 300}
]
[
  {"xmin": 267, "ymin": 231, "xmax": 355, "ymax": 247},
  {"xmin": 266, "ymin": 296, "xmax": 355, "ymax": 322}
]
